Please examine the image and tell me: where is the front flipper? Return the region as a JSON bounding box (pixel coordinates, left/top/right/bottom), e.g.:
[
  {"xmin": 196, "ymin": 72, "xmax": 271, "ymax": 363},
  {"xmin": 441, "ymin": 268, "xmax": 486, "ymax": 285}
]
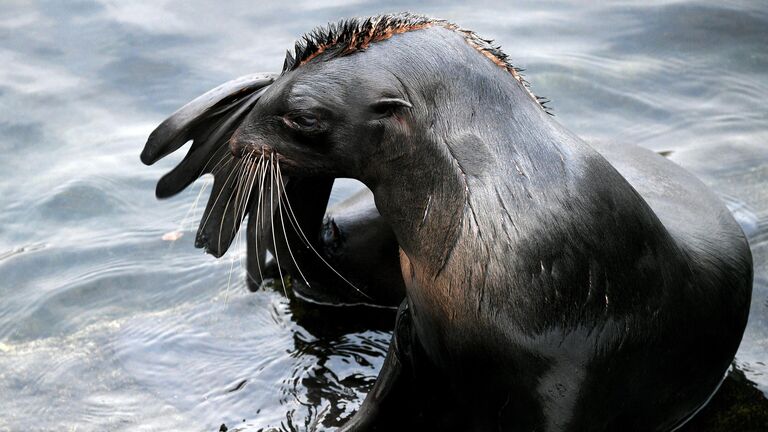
[
  {"xmin": 339, "ymin": 300, "xmax": 467, "ymax": 431},
  {"xmin": 339, "ymin": 300, "xmax": 416, "ymax": 431},
  {"xmin": 141, "ymin": 73, "xmax": 278, "ymax": 257}
]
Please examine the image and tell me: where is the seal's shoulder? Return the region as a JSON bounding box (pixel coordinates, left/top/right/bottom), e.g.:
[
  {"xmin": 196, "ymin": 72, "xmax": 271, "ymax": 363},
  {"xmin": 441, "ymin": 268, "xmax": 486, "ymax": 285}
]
[{"xmin": 592, "ymin": 141, "xmax": 750, "ymax": 266}]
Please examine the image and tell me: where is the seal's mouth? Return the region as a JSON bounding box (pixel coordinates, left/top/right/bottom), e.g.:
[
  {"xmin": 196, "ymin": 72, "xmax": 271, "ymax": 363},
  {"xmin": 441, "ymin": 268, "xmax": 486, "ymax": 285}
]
[
  {"xmin": 228, "ymin": 128, "xmax": 299, "ymax": 172},
  {"xmin": 230, "ymin": 136, "xmax": 300, "ymax": 176}
]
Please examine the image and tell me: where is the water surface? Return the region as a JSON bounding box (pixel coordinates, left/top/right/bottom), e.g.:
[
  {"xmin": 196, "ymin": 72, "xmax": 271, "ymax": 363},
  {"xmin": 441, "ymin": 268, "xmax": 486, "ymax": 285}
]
[{"xmin": 1, "ymin": 1, "xmax": 767, "ymax": 431}]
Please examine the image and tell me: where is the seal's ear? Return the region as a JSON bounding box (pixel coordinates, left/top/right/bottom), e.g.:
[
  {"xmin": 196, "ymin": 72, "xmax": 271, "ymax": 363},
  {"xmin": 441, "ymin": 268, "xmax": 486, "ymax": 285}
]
[
  {"xmin": 370, "ymin": 97, "xmax": 412, "ymax": 116},
  {"xmin": 140, "ymin": 73, "xmax": 277, "ymax": 258}
]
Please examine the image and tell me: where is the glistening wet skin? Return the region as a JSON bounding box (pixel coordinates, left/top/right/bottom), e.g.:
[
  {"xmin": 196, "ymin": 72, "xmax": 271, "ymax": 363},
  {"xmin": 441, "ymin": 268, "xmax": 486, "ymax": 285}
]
[{"xmin": 1, "ymin": 2, "xmax": 767, "ymax": 431}]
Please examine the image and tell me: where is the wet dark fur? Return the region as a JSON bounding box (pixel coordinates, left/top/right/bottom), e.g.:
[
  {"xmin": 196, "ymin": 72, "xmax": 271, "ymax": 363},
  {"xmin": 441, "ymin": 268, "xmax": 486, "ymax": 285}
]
[
  {"xmin": 141, "ymin": 13, "xmax": 752, "ymax": 432},
  {"xmin": 284, "ymin": 13, "xmax": 550, "ymax": 112}
]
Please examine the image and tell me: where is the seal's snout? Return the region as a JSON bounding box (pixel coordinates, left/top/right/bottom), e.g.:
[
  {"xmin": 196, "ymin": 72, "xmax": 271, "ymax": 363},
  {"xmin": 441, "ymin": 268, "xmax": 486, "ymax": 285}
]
[
  {"xmin": 229, "ymin": 128, "xmax": 262, "ymax": 158},
  {"xmin": 229, "ymin": 128, "xmax": 274, "ymax": 159},
  {"xmin": 228, "ymin": 132, "xmax": 244, "ymax": 158},
  {"xmin": 228, "ymin": 130, "xmax": 247, "ymax": 158}
]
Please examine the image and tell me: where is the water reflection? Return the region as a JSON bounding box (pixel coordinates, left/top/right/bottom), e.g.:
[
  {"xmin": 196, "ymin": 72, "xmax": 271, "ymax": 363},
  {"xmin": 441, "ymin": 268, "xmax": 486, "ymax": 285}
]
[{"xmin": 0, "ymin": 1, "xmax": 766, "ymax": 431}]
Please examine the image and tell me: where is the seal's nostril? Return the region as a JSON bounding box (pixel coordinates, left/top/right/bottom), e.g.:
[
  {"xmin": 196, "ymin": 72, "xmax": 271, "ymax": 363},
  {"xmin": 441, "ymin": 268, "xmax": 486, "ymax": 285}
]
[{"xmin": 228, "ymin": 135, "xmax": 242, "ymax": 158}]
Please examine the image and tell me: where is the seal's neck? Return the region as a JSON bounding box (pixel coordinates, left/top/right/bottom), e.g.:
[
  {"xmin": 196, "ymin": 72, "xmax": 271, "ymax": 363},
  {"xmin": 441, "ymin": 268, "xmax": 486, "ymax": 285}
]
[
  {"xmin": 364, "ymin": 39, "xmax": 589, "ymax": 269},
  {"xmin": 369, "ymin": 110, "xmax": 589, "ymax": 274},
  {"xmin": 359, "ymin": 26, "xmax": 662, "ymax": 281}
]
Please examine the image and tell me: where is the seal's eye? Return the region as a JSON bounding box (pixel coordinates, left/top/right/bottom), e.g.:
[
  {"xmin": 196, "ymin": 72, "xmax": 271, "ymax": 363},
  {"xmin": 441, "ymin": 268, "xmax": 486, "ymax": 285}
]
[{"xmin": 283, "ymin": 112, "xmax": 319, "ymax": 132}]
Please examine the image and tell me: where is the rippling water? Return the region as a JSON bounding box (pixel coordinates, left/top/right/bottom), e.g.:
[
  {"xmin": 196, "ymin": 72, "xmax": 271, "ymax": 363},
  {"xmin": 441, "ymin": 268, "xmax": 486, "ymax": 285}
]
[{"xmin": 1, "ymin": 1, "xmax": 766, "ymax": 431}]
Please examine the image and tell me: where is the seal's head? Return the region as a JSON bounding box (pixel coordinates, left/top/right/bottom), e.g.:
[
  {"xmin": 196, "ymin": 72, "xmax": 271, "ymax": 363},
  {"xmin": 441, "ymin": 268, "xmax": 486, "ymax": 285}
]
[
  {"xmin": 142, "ymin": 13, "xmax": 548, "ymax": 257},
  {"xmin": 227, "ymin": 55, "xmax": 413, "ymax": 179},
  {"xmin": 228, "ymin": 13, "xmax": 549, "ymax": 183}
]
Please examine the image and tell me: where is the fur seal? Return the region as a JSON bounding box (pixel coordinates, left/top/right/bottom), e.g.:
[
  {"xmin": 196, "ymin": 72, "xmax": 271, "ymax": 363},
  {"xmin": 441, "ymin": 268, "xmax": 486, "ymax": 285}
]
[{"xmin": 141, "ymin": 13, "xmax": 753, "ymax": 431}]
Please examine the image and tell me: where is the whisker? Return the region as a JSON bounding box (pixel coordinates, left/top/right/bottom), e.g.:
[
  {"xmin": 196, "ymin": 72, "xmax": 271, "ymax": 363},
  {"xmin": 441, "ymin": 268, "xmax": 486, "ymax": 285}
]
[
  {"xmin": 275, "ymin": 163, "xmax": 371, "ymax": 300},
  {"xmin": 205, "ymin": 147, "xmax": 232, "ymax": 177},
  {"xmin": 232, "ymin": 154, "xmax": 255, "ymax": 232},
  {"xmin": 209, "ymin": 152, "xmax": 233, "ymax": 177},
  {"xmin": 269, "ymin": 155, "xmax": 288, "ymax": 296},
  {"xmin": 242, "ymin": 154, "xmax": 265, "ymax": 285},
  {"xmin": 200, "ymin": 157, "xmax": 241, "ymax": 232},
  {"xmin": 237, "ymin": 155, "xmax": 258, "ymax": 229},
  {"xmin": 176, "ymin": 176, "xmax": 211, "ymax": 238},
  {"xmin": 275, "ymin": 160, "xmax": 312, "ymax": 290},
  {"xmin": 216, "ymin": 158, "xmax": 246, "ymax": 254},
  {"xmin": 211, "ymin": 151, "xmax": 233, "ymax": 177},
  {"xmin": 237, "ymin": 154, "xmax": 259, "ymax": 241},
  {"xmin": 225, "ymin": 154, "xmax": 257, "ymax": 303},
  {"xmin": 170, "ymin": 143, "xmax": 235, "ymax": 245},
  {"xmin": 252, "ymin": 154, "xmax": 270, "ymax": 283},
  {"xmin": 232, "ymin": 154, "xmax": 256, "ymax": 235}
]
